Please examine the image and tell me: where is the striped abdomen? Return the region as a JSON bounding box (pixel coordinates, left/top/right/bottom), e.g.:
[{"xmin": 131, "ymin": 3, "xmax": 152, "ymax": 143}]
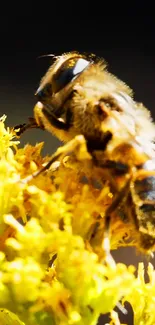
[{"xmin": 130, "ymin": 165, "xmax": 155, "ymax": 251}]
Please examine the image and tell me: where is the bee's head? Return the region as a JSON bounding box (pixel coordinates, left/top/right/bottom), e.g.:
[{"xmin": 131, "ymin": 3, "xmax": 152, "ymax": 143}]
[
  {"xmin": 34, "ymin": 52, "xmax": 93, "ymax": 132},
  {"xmin": 36, "ymin": 53, "xmax": 92, "ymax": 98}
]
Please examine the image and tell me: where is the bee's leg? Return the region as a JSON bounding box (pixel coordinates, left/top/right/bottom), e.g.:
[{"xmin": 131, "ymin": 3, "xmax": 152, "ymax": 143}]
[
  {"xmin": 102, "ymin": 214, "xmax": 128, "ymax": 315},
  {"xmin": 21, "ymin": 135, "xmax": 91, "ymax": 183},
  {"xmin": 102, "ymin": 179, "xmax": 130, "ymax": 267},
  {"xmin": 13, "ymin": 117, "xmax": 44, "ymax": 136},
  {"xmin": 102, "ymin": 215, "xmax": 116, "ymax": 267},
  {"xmin": 102, "ymin": 182, "xmax": 131, "ymax": 315},
  {"xmin": 91, "ymin": 157, "xmax": 129, "ymax": 192}
]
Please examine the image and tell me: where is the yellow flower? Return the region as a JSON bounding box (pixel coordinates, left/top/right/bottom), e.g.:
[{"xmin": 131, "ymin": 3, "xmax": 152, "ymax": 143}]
[
  {"xmin": 0, "ymin": 116, "xmax": 154, "ymax": 325},
  {"xmin": 126, "ymin": 263, "xmax": 155, "ymax": 325}
]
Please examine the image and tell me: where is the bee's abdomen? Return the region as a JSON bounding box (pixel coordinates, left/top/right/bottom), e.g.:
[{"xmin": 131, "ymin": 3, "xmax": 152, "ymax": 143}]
[
  {"xmin": 131, "ymin": 172, "xmax": 155, "ymax": 251},
  {"xmin": 139, "ymin": 203, "xmax": 155, "ymax": 227},
  {"xmin": 134, "ymin": 175, "xmax": 155, "ymax": 201}
]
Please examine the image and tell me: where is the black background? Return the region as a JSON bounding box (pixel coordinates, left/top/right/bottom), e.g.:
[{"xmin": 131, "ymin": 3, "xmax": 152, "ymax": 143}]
[{"xmin": 1, "ymin": 3, "xmax": 155, "ymax": 324}]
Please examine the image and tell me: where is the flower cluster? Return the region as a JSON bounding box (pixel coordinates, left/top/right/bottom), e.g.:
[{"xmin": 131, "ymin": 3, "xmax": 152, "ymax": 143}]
[{"xmin": 0, "ymin": 115, "xmax": 154, "ymax": 325}]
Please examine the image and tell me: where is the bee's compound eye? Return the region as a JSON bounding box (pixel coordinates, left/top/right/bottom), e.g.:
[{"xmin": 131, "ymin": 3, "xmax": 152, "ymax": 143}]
[
  {"xmin": 52, "ymin": 57, "xmax": 90, "ymax": 93},
  {"xmin": 36, "ymin": 82, "xmax": 52, "ymax": 101}
]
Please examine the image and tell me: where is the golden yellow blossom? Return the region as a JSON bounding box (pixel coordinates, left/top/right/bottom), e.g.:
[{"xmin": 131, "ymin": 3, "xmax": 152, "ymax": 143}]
[{"xmin": 0, "ymin": 115, "xmax": 154, "ymax": 325}]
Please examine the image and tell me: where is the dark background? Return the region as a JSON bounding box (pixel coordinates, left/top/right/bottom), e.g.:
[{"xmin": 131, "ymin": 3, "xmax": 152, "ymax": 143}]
[{"xmin": 1, "ymin": 3, "xmax": 155, "ymax": 324}]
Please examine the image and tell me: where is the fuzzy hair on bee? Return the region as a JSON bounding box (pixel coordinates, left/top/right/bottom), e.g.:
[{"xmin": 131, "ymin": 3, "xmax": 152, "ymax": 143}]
[{"xmin": 15, "ymin": 51, "xmax": 155, "ymax": 255}]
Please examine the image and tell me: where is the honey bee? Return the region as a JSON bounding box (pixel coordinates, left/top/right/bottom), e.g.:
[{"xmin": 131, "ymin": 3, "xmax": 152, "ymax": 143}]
[{"xmin": 15, "ymin": 51, "xmax": 155, "ymax": 255}]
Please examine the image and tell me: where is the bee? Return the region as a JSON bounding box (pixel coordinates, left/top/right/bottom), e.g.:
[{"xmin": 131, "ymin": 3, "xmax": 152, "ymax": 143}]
[{"xmin": 15, "ymin": 51, "xmax": 155, "ymax": 255}]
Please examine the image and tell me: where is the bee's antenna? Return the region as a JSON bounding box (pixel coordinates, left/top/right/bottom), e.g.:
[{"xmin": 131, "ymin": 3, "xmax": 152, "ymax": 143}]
[{"xmin": 37, "ymin": 54, "xmax": 56, "ymax": 60}]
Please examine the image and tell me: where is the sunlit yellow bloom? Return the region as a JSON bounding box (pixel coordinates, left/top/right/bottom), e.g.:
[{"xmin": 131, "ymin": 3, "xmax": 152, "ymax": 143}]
[{"xmin": 0, "ymin": 116, "xmax": 154, "ymax": 325}]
